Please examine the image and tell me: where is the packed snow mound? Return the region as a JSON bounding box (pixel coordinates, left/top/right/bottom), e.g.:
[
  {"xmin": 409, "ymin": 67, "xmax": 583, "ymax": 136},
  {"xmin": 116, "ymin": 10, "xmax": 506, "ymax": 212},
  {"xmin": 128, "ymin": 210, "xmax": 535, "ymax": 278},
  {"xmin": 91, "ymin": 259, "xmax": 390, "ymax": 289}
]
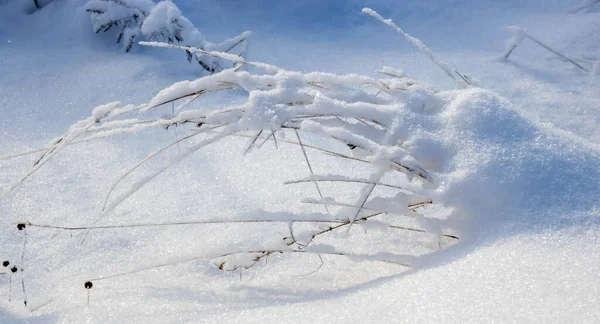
[{"xmin": 432, "ymin": 89, "xmax": 600, "ymax": 236}]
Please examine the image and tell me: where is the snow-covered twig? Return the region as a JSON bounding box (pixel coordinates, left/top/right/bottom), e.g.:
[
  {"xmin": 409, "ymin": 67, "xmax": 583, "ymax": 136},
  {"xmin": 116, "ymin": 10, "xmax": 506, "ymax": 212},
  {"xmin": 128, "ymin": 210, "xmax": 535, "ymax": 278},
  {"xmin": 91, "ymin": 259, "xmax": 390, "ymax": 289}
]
[
  {"xmin": 362, "ymin": 8, "xmax": 471, "ymax": 87},
  {"xmin": 2, "ymin": 102, "xmax": 121, "ymax": 197},
  {"xmin": 503, "ymin": 26, "xmax": 589, "ymax": 71},
  {"xmin": 139, "ymin": 41, "xmax": 280, "ymax": 74}
]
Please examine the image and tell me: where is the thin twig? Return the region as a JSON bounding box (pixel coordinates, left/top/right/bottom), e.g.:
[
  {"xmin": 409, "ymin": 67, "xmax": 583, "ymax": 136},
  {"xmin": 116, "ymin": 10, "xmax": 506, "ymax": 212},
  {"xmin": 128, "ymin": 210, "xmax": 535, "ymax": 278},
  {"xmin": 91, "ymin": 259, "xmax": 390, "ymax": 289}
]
[
  {"xmin": 362, "ymin": 8, "xmax": 469, "ymax": 87},
  {"xmin": 388, "ymin": 225, "xmax": 459, "ymax": 240},
  {"xmin": 23, "ymin": 215, "xmax": 457, "ymax": 239},
  {"xmin": 20, "ymin": 229, "xmax": 28, "ymax": 306},
  {"xmin": 284, "ymin": 177, "xmax": 408, "ymax": 191},
  {"xmin": 104, "ymin": 128, "xmax": 236, "ymax": 215},
  {"xmin": 294, "ymin": 212, "xmax": 385, "ymax": 248},
  {"xmin": 293, "ymin": 254, "xmax": 324, "ymax": 277},
  {"xmin": 85, "ymin": 245, "xmax": 410, "ymax": 285},
  {"xmin": 102, "ymin": 124, "xmax": 226, "ymax": 211},
  {"xmin": 172, "ymin": 102, "xmax": 181, "ymax": 156},
  {"xmin": 222, "ymin": 36, "xmax": 249, "ymax": 54},
  {"xmin": 214, "ymin": 249, "xmax": 413, "ymax": 270},
  {"xmin": 24, "ymin": 218, "xmax": 355, "ymax": 230},
  {"xmin": 294, "ymin": 129, "xmax": 330, "ymax": 214},
  {"xmin": 243, "ymin": 130, "xmax": 263, "ymax": 155},
  {"xmin": 29, "ymin": 298, "xmax": 54, "ymax": 313},
  {"xmin": 348, "ymin": 180, "xmax": 379, "ymax": 232},
  {"xmin": 524, "ymin": 34, "xmax": 589, "ymax": 71}
]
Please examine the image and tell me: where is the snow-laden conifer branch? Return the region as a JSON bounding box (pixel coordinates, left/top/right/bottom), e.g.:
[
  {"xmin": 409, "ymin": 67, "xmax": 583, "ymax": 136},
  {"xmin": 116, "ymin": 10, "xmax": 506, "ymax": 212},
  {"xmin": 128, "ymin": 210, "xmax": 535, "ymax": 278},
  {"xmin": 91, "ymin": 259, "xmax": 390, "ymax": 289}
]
[{"xmin": 85, "ymin": 0, "xmax": 251, "ymax": 72}]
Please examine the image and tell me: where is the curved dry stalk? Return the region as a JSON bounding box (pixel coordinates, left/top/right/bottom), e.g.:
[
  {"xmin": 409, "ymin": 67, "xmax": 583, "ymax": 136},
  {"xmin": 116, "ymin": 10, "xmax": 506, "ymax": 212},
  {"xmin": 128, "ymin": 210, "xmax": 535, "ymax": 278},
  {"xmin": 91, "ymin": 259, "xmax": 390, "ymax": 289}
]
[
  {"xmin": 302, "ymin": 198, "xmax": 383, "ymax": 212},
  {"xmin": 302, "ymin": 198, "xmax": 430, "ymax": 219},
  {"xmin": 294, "ymin": 129, "xmax": 330, "ymax": 214},
  {"xmin": 297, "ymin": 116, "xmax": 388, "ymax": 144},
  {"xmin": 84, "ymin": 114, "xmax": 426, "ymax": 211},
  {"xmin": 103, "ymin": 126, "xmax": 235, "ymax": 214},
  {"xmin": 86, "ymin": 118, "xmax": 165, "ymax": 133},
  {"xmin": 146, "ymin": 83, "xmax": 238, "ymax": 111},
  {"xmin": 139, "ymin": 41, "xmax": 283, "ymax": 74},
  {"xmin": 205, "ymin": 129, "xmax": 420, "ymax": 177},
  {"xmin": 243, "ymin": 130, "xmax": 263, "ymax": 155},
  {"xmin": 408, "ymin": 200, "xmax": 433, "ymax": 210},
  {"xmin": 85, "ymin": 245, "xmax": 412, "ymax": 286},
  {"xmin": 221, "ymin": 35, "xmax": 250, "ymax": 54},
  {"xmin": 290, "ymin": 212, "xmax": 386, "ymax": 249},
  {"xmin": 388, "ymin": 225, "xmax": 459, "ymax": 240},
  {"xmin": 23, "ymin": 219, "xmax": 348, "ymax": 230},
  {"xmin": 101, "ymin": 124, "xmax": 226, "ymax": 211},
  {"xmin": 5, "ymin": 120, "xmax": 102, "ymax": 195},
  {"xmin": 256, "ymin": 129, "xmax": 276, "ymax": 149},
  {"xmin": 284, "ymin": 177, "xmax": 408, "ymax": 191},
  {"xmin": 347, "ymin": 176, "xmax": 380, "ymax": 231},
  {"xmin": 281, "ymin": 124, "xmax": 429, "ymax": 180},
  {"xmin": 291, "ymin": 114, "xmax": 385, "ymax": 128},
  {"xmin": 292, "ymin": 254, "xmax": 324, "ymax": 277},
  {"xmin": 0, "ymin": 147, "xmax": 48, "ymax": 162},
  {"xmin": 24, "ymin": 214, "xmax": 457, "ymax": 240},
  {"xmin": 1, "ymin": 103, "xmax": 153, "ymax": 195},
  {"xmin": 213, "ymin": 249, "xmax": 413, "ymax": 271},
  {"xmin": 362, "ymin": 8, "xmax": 469, "ymax": 87},
  {"xmin": 1, "ymin": 119, "xmax": 172, "ymax": 163},
  {"xmin": 304, "ymin": 200, "xmax": 430, "ymax": 213}
]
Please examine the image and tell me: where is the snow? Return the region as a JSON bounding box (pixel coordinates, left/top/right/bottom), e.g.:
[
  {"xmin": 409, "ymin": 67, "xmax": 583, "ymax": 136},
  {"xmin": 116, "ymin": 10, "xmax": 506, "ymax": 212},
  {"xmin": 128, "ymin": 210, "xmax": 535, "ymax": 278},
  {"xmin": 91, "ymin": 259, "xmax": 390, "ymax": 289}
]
[
  {"xmin": 140, "ymin": 1, "xmax": 213, "ymax": 52},
  {"xmin": 1, "ymin": 0, "xmax": 599, "ymax": 323}
]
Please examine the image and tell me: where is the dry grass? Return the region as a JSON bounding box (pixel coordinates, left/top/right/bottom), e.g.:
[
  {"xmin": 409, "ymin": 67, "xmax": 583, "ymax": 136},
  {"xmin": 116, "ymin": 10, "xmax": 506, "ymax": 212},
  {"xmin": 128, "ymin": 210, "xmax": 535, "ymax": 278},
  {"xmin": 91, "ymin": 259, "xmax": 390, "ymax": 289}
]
[{"xmin": 1, "ymin": 10, "xmax": 464, "ymax": 291}]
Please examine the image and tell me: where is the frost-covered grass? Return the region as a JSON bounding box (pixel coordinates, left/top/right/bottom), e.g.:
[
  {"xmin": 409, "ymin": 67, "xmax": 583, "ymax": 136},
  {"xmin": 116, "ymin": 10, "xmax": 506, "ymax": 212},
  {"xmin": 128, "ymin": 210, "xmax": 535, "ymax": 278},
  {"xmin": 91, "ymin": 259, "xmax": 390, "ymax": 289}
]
[{"xmin": 1, "ymin": 0, "xmax": 599, "ymax": 323}]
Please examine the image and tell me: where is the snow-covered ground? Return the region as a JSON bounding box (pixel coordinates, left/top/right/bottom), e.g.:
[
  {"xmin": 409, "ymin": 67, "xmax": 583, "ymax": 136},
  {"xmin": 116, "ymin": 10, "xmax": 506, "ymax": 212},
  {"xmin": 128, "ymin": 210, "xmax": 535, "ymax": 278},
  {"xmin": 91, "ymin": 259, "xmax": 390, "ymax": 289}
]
[{"xmin": 1, "ymin": 0, "xmax": 599, "ymax": 323}]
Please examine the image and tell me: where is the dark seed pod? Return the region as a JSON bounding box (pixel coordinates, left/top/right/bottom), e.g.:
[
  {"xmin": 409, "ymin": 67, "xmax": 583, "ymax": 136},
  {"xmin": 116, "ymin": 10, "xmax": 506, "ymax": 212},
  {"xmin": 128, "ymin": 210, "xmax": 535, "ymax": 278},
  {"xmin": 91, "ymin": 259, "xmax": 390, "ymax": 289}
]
[
  {"xmin": 10, "ymin": 266, "xmax": 18, "ymax": 273},
  {"xmin": 17, "ymin": 223, "xmax": 26, "ymax": 231},
  {"xmin": 84, "ymin": 281, "xmax": 93, "ymax": 289},
  {"xmin": 2, "ymin": 261, "xmax": 9, "ymax": 267}
]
